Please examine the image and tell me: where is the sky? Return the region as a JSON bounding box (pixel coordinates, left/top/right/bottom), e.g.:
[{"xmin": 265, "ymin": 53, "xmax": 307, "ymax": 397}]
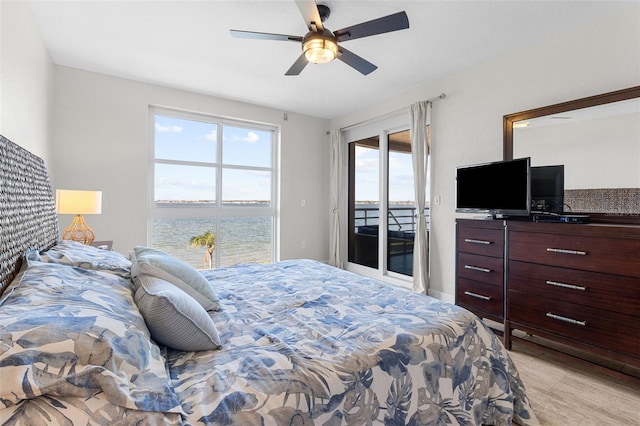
[
  {"xmin": 154, "ymin": 114, "xmax": 427, "ymax": 203},
  {"xmin": 154, "ymin": 114, "xmax": 272, "ymax": 202},
  {"xmin": 355, "ymin": 145, "xmax": 429, "ymax": 203}
]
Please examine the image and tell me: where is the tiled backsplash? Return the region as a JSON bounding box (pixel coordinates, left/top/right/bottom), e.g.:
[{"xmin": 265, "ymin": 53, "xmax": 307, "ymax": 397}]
[{"xmin": 564, "ymin": 188, "xmax": 640, "ymax": 214}]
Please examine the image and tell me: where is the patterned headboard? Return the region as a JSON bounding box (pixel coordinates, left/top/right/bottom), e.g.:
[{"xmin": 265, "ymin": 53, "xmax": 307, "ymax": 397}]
[{"xmin": 0, "ymin": 135, "xmax": 59, "ymax": 293}]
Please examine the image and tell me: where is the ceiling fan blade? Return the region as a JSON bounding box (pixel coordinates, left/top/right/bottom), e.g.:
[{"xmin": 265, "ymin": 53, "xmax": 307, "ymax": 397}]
[
  {"xmin": 295, "ymin": 0, "xmax": 324, "ymax": 32},
  {"xmin": 334, "ymin": 11, "xmax": 409, "ymax": 42},
  {"xmin": 337, "ymin": 47, "xmax": 377, "ymax": 75},
  {"xmin": 285, "ymin": 53, "xmax": 309, "ymax": 76},
  {"xmin": 230, "ymin": 29, "xmax": 302, "ymax": 42}
]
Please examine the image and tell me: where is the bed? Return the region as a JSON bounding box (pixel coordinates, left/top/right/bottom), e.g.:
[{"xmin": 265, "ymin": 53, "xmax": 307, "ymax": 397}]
[{"xmin": 0, "ymin": 134, "xmax": 539, "ymax": 425}]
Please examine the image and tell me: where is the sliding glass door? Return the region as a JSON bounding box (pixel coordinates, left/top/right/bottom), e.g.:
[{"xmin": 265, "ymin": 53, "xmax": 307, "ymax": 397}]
[
  {"xmin": 348, "ymin": 137, "xmax": 380, "ymax": 269},
  {"xmin": 387, "ymin": 130, "xmax": 416, "ymax": 276},
  {"xmin": 345, "ymin": 117, "xmax": 428, "ymax": 283}
]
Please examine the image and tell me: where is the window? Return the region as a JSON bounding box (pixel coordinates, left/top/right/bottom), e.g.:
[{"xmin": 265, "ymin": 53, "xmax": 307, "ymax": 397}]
[{"xmin": 150, "ymin": 108, "xmax": 277, "ymax": 269}]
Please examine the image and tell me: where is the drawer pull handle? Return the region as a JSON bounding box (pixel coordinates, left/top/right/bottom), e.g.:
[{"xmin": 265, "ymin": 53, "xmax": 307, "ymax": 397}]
[
  {"xmin": 464, "ymin": 265, "xmax": 492, "ymax": 273},
  {"xmin": 464, "ymin": 238, "xmax": 492, "ymax": 245},
  {"xmin": 464, "ymin": 291, "xmax": 491, "ymax": 301},
  {"xmin": 546, "ymin": 248, "xmax": 587, "ymax": 256},
  {"xmin": 546, "ymin": 312, "xmax": 587, "ymax": 326},
  {"xmin": 545, "ymin": 280, "xmax": 586, "ymax": 291}
]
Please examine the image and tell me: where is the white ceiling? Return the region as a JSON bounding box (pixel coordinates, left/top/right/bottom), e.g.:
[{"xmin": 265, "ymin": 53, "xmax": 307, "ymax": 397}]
[{"xmin": 27, "ymin": 0, "xmax": 633, "ymax": 120}]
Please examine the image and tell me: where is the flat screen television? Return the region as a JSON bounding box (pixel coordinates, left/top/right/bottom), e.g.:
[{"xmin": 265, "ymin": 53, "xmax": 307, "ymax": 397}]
[
  {"xmin": 456, "ymin": 157, "xmax": 531, "ymax": 217},
  {"xmin": 531, "ymin": 165, "xmax": 564, "ymax": 213}
]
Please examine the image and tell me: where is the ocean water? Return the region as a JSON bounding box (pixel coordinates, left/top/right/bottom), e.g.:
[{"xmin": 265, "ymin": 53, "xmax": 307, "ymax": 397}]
[
  {"xmin": 150, "ymin": 203, "xmax": 424, "ymax": 269},
  {"xmin": 151, "ymin": 215, "xmax": 272, "ymax": 269}
]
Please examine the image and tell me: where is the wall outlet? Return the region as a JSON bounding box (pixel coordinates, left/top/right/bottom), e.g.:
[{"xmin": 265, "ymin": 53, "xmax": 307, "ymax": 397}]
[{"xmin": 301, "ymin": 240, "xmax": 307, "ymax": 249}]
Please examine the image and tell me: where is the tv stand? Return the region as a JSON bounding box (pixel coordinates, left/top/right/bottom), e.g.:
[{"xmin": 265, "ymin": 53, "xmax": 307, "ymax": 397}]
[{"xmin": 456, "ymin": 218, "xmax": 640, "ymax": 370}]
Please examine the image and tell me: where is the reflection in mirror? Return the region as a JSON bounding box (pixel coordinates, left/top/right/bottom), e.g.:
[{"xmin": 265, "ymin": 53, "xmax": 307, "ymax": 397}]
[
  {"xmin": 514, "ymin": 98, "xmax": 640, "ymax": 195},
  {"xmin": 504, "ymin": 86, "xmax": 640, "ymax": 220}
]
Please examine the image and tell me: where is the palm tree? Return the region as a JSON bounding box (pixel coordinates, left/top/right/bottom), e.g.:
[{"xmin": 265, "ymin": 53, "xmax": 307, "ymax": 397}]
[{"xmin": 190, "ymin": 230, "xmax": 216, "ymax": 269}]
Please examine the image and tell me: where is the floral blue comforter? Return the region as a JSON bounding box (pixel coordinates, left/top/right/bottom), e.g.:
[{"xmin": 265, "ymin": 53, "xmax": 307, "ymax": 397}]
[
  {"xmin": 0, "ymin": 252, "xmax": 183, "ymax": 425},
  {"xmin": 171, "ymin": 259, "xmax": 538, "ymax": 425},
  {"xmin": 0, "ymin": 243, "xmax": 538, "ymax": 425}
]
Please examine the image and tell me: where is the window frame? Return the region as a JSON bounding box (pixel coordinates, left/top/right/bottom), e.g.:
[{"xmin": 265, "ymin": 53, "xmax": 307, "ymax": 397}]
[{"xmin": 148, "ymin": 106, "xmax": 279, "ymax": 267}]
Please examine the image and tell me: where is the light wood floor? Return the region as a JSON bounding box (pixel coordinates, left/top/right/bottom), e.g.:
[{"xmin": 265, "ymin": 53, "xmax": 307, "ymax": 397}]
[{"xmin": 508, "ymin": 342, "xmax": 640, "ymax": 425}]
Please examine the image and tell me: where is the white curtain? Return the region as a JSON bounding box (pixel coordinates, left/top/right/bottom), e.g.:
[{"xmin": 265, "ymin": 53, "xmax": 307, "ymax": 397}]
[
  {"xmin": 329, "ymin": 129, "xmax": 344, "ymax": 268},
  {"xmin": 409, "ymin": 101, "xmax": 431, "ymax": 293}
]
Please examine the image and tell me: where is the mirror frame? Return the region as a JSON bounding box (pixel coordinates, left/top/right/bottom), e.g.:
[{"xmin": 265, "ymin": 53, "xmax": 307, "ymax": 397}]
[{"xmin": 503, "ymin": 85, "xmax": 640, "ymax": 223}]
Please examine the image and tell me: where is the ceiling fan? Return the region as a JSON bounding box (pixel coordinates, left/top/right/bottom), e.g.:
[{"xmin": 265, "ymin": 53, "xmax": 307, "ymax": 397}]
[{"xmin": 230, "ymin": 0, "xmax": 409, "ymax": 76}]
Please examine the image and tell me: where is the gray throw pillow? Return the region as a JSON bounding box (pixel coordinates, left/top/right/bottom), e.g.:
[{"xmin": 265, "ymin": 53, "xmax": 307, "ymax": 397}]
[
  {"xmin": 131, "ymin": 246, "xmax": 219, "ymax": 311},
  {"xmin": 134, "ymin": 275, "xmax": 221, "ymax": 351}
]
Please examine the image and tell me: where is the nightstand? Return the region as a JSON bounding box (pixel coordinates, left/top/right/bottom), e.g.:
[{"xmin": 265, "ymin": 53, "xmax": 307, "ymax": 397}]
[{"xmin": 91, "ymin": 240, "xmax": 113, "ymax": 250}]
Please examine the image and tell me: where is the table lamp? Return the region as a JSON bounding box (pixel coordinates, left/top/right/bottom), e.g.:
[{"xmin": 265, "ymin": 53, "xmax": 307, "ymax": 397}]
[{"xmin": 56, "ymin": 189, "xmax": 102, "ymax": 245}]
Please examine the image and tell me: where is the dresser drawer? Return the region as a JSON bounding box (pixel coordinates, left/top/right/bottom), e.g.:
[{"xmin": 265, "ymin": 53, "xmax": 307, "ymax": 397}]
[
  {"xmin": 457, "ymin": 277, "xmax": 503, "ymax": 318},
  {"xmin": 457, "ymin": 225, "xmax": 504, "ymax": 258},
  {"xmin": 457, "ymin": 252, "xmax": 504, "ymax": 286},
  {"xmin": 508, "ymin": 230, "xmax": 640, "ymax": 277},
  {"xmin": 508, "ymin": 290, "xmax": 640, "ymax": 359},
  {"xmin": 508, "ymin": 261, "xmax": 640, "ymax": 317}
]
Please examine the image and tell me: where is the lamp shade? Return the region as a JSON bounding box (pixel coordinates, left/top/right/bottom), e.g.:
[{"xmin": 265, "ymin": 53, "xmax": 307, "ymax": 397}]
[{"xmin": 56, "ymin": 190, "xmax": 102, "ymax": 215}]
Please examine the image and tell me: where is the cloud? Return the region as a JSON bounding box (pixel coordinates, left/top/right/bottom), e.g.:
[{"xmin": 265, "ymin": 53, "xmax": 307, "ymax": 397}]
[
  {"xmin": 155, "ymin": 176, "xmax": 215, "ymax": 201},
  {"xmin": 223, "ymin": 130, "xmax": 264, "ymax": 144},
  {"xmin": 205, "ymin": 130, "xmax": 217, "ymax": 142},
  {"xmin": 155, "ymin": 123, "xmax": 183, "ymax": 133},
  {"xmin": 355, "ymin": 157, "xmax": 379, "ymax": 173},
  {"xmin": 388, "ymin": 154, "xmax": 407, "ymax": 171},
  {"xmin": 242, "ymin": 131, "xmax": 260, "ymax": 143},
  {"xmin": 355, "ymin": 146, "xmax": 376, "ymax": 158}
]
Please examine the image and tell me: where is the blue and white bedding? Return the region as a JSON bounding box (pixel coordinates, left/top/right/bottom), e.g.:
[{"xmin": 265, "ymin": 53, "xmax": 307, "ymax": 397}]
[
  {"xmin": 0, "ymin": 262, "xmax": 183, "ymax": 424},
  {"xmin": 0, "ymin": 242, "xmax": 539, "ymax": 425},
  {"xmin": 174, "ymin": 260, "xmax": 537, "ymax": 425}
]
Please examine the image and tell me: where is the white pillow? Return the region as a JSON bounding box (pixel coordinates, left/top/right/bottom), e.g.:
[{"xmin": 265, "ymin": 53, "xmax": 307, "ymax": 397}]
[
  {"xmin": 131, "ymin": 246, "xmax": 219, "ymax": 311},
  {"xmin": 134, "ymin": 275, "xmax": 221, "ymax": 351}
]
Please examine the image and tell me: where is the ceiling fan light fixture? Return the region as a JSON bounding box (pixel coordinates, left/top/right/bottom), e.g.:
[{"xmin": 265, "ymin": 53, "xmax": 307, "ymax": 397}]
[{"xmin": 303, "ymin": 34, "xmax": 338, "ymax": 64}]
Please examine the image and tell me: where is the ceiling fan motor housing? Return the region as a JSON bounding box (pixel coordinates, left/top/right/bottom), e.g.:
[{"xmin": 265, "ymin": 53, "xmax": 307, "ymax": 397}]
[
  {"xmin": 317, "ymin": 4, "xmax": 330, "ymax": 22},
  {"xmin": 302, "ymin": 28, "xmax": 336, "ymax": 44}
]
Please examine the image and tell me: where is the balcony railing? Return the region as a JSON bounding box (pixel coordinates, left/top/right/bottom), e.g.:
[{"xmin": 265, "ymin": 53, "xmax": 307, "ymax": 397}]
[
  {"xmin": 351, "ymin": 205, "xmax": 429, "ymax": 275},
  {"xmin": 354, "ymin": 206, "xmax": 430, "ymax": 232}
]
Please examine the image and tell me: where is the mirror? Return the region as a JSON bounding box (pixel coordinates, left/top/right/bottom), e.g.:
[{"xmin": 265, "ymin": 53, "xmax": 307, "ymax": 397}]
[{"xmin": 504, "ymin": 86, "xmax": 640, "ymax": 223}]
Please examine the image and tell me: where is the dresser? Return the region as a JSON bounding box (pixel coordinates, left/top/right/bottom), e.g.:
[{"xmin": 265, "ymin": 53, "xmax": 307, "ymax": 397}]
[
  {"xmin": 455, "ymin": 218, "xmax": 640, "ymax": 368},
  {"xmin": 505, "ymin": 220, "xmax": 640, "ymax": 367},
  {"xmin": 455, "ymin": 219, "xmax": 506, "ymax": 324}
]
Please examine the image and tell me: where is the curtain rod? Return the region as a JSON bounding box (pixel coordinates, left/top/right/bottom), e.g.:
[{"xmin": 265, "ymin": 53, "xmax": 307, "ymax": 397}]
[{"xmin": 339, "ymin": 93, "xmax": 446, "ymax": 132}]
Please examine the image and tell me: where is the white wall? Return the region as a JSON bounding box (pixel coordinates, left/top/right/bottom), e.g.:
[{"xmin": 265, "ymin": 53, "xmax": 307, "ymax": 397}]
[
  {"xmin": 0, "ymin": 0, "xmax": 54, "ymax": 164},
  {"xmin": 331, "ymin": 5, "xmax": 640, "ymax": 301},
  {"xmin": 53, "ymin": 67, "xmax": 330, "ymax": 257}
]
